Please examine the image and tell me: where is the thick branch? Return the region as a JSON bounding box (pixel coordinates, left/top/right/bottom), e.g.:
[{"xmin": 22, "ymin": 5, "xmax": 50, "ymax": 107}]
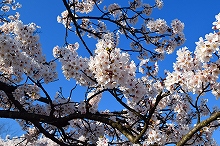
[
  {"xmin": 176, "ymin": 111, "xmax": 220, "ymax": 146},
  {"xmin": 133, "ymin": 91, "xmax": 169, "ymax": 143},
  {"xmin": 0, "ymin": 110, "xmax": 136, "ymax": 143},
  {"xmin": 32, "ymin": 121, "xmax": 68, "ymax": 146},
  {"xmin": 63, "ymin": 112, "xmax": 136, "ymax": 142},
  {"xmin": 0, "ymin": 81, "xmax": 25, "ymax": 112}
]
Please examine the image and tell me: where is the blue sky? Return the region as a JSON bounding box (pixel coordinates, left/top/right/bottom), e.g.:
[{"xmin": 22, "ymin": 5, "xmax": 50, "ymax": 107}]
[{"xmin": 1, "ymin": 0, "xmax": 220, "ymax": 144}]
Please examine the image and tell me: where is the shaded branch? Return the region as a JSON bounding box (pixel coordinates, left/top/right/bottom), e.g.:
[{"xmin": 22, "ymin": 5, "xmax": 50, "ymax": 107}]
[
  {"xmin": 0, "ymin": 81, "xmax": 25, "ymax": 112},
  {"xmin": 133, "ymin": 91, "xmax": 169, "ymax": 143},
  {"xmin": 0, "ymin": 110, "xmax": 136, "ymax": 143}
]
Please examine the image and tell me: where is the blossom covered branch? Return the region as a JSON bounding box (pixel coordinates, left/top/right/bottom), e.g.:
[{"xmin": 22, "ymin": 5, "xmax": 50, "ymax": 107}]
[{"xmin": 0, "ymin": 0, "xmax": 219, "ymax": 145}]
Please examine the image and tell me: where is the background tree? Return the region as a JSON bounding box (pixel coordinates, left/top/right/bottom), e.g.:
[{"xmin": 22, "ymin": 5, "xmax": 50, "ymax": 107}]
[{"xmin": 0, "ymin": 0, "xmax": 220, "ymax": 145}]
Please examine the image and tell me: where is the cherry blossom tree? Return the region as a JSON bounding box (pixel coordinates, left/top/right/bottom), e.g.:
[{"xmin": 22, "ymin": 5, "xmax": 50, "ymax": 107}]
[{"xmin": 0, "ymin": 0, "xmax": 220, "ymax": 145}]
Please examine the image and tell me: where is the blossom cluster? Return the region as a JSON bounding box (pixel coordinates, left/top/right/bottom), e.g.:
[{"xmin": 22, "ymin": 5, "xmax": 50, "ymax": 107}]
[
  {"xmin": 70, "ymin": 0, "xmax": 103, "ymax": 14},
  {"xmin": 0, "ymin": 20, "xmax": 57, "ymax": 84},
  {"xmin": 147, "ymin": 18, "xmax": 168, "ymax": 34},
  {"xmin": 0, "ymin": 1, "xmax": 21, "ymax": 13},
  {"xmin": 57, "ymin": 10, "xmax": 72, "ymax": 28},
  {"xmin": 0, "ymin": 0, "xmax": 21, "ymax": 22},
  {"xmin": 165, "ymin": 13, "xmax": 220, "ymax": 99},
  {"xmin": 54, "ymin": 32, "xmax": 149, "ymax": 104},
  {"xmin": 146, "ymin": 18, "xmax": 185, "ymax": 54},
  {"xmin": 53, "ymin": 43, "xmax": 94, "ymax": 86},
  {"xmin": 89, "ymin": 34, "xmax": 137, "ymax": 89}
]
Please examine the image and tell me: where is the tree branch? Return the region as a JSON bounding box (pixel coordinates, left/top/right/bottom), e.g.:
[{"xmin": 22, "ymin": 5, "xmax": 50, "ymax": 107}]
[
  {"xmin": 0, "ymin": 110, "xmax": 136, "ymax": 143},
  {"xmin": 62, "ymin": 0, "xmax": 94, "ymax": 56},
  {"xmin": 176, "ymin": 111, "xmax": 220, "ymax": 146}
]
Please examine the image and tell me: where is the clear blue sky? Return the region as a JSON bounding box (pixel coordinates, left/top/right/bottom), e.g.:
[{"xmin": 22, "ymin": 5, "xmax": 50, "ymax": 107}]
[{"xmin": 1, "ymin": 0, "xmax": 220, "ymax": 144}]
